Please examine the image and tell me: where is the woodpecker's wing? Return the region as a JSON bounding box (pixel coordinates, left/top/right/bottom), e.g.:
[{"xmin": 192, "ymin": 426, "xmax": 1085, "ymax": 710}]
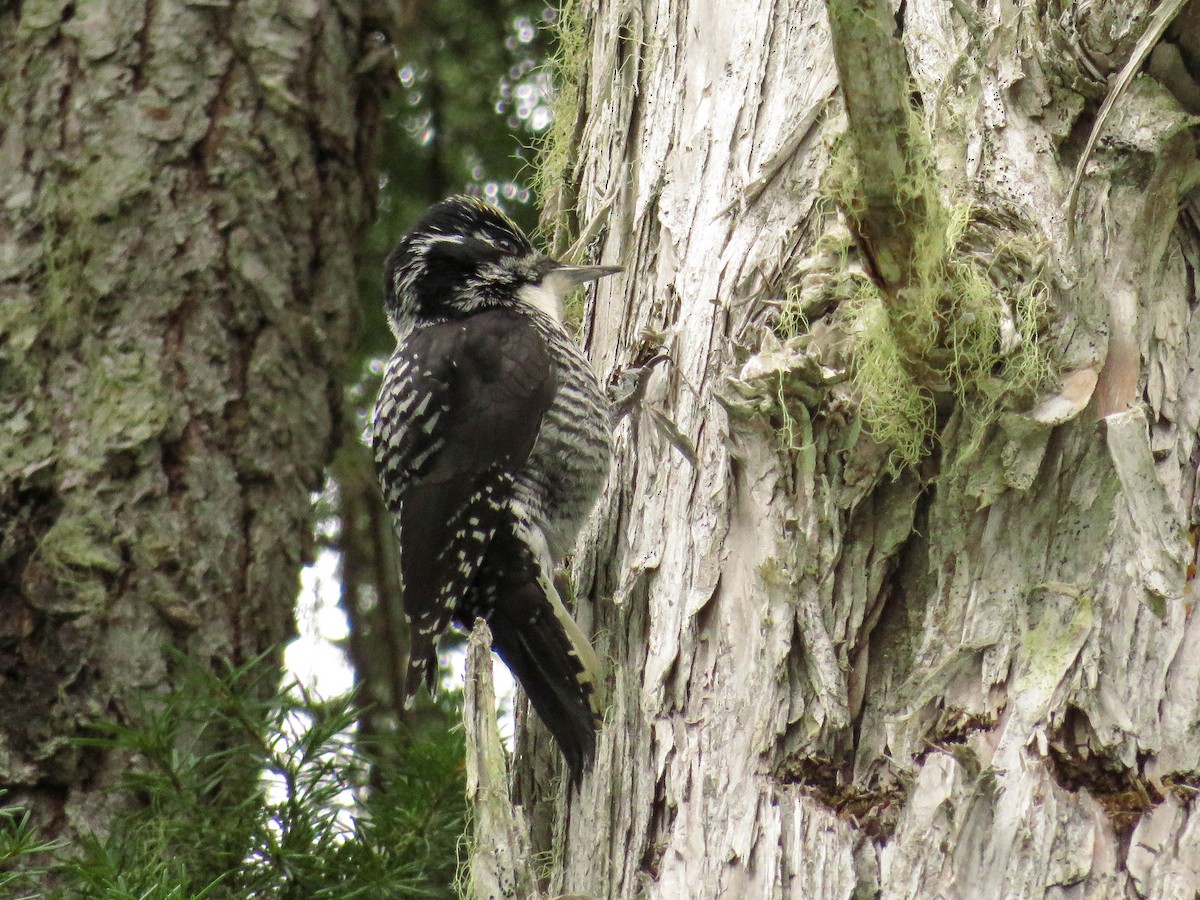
[{"xmin": 374, "ymin": 309, "xmax": 557, "ymax": 699}]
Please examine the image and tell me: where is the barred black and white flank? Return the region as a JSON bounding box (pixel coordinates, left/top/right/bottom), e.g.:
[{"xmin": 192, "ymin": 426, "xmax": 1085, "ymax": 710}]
[{"xmin": 373, "ymin": 195, "xmax": 618, "ymax": 779}]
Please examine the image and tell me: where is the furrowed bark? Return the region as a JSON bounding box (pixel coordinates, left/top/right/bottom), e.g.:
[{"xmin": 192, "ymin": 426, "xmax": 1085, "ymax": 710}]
[
  {"xmin": 472, "ymin": 1, "xmax": 1200, "ymax": 897},
  {"xmin": 0, "ymin": 0, "xmax": 384, "ymax": 847}
]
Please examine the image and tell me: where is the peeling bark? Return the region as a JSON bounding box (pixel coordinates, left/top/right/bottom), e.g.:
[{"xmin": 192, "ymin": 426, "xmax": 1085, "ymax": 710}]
[
  {"xmin": 0, "ymin": 0, "xmax": 383, "ymax": 845},
  {"xmin": 473, "ymin": 0, "xmax": 1200, "ymax": 897},
  {"xmin": 465, "ymin": 621, "xmax": 543, "ymax": 900}
]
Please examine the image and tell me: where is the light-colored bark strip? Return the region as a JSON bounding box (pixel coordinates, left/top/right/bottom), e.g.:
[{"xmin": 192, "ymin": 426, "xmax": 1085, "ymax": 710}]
[{"xmin": 464, "ymin": 621, "xmax": 543, "ymax": 900}]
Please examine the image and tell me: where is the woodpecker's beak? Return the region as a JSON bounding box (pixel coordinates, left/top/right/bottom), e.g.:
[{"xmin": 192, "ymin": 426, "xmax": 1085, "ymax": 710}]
[{"xmin": 551, "ymin": 264, "xmax": 623, "ymax": 286}]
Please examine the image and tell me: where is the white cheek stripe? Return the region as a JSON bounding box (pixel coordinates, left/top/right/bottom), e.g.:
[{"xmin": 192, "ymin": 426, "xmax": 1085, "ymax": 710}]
[{"xmin": 516, "ymin": 282, "xmax": 563, "ymax": 323}]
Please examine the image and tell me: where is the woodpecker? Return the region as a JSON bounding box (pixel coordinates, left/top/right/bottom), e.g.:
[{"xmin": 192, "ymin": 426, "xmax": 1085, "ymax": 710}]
[{"xmin": 373, "ymin": 195, "xmax": 619, "ymax": 779}]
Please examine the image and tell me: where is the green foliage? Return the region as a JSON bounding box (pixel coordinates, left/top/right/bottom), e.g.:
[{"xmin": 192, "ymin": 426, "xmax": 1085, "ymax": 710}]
[
  {"xmin": 0, "ymin": 791, "xmax": 64, "ymax": 896},
  {"xmin": 0, "ymin": 652, "xmax": 466, "ymax": 898}
]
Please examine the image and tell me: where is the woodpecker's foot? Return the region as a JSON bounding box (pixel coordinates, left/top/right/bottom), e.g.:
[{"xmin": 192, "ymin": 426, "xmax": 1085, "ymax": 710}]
[{"xmin": 608, "ymin": 350, "xmax": 669, "ymax": 420}]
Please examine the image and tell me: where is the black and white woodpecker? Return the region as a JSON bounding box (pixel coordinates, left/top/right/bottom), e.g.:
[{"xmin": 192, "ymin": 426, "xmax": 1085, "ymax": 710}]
[{"xmin": 373, "ymin": 195, "xmax": 619, "ymax": 779}]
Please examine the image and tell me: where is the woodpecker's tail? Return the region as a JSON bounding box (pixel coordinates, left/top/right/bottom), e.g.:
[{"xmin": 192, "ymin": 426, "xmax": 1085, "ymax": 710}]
[{"xmin": 473, "ymin": 522, "xmax": 601, "ymax": 782}]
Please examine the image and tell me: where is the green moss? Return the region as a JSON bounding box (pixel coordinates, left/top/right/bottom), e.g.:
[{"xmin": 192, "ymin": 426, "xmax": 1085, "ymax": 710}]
[
  {"xmin": 37, "ymin": 147, "xmax": 151, "ymax": 350},
  {"xmin": 34, "ymin": 509, "xmax": 122, "ymax": 581},
  {"xmin": 66, "ymin": 345, "xmax": 175, "ymax": 474},
  {"xmin": 1020, "ymin": 589, "xmax": 1093, "ymax": 681},
  {"xmin": 41, "ymin": 218, "xmax": 96, "ymax": 348},
  {"xmin": 532, "ymin": 0, "xmax": 585, "ymax": 248},
  {"xmin": 0, "ymin": 295, "xmax": 47, "ymax": 418},
  {"xmin": 844, "ymin": 289, "xmax": 937, "ymax": 469},
  {"xmin": 757, "ymin": 558, "xmax": 795, "ymax": 587},
  {"xmin": 851, "ymin": 237, "xmax": 1051, "ymax": 471},
  {"xmin": 779, "ymin": 117, "xmax": 1056, "ymax": 474},
  {"xmin": 14, "ymin": 0, "xmax": 71, "ymax": 33},
  {"xmin": 0, "ymin": 295, "xmax": 41, "ymax": 361}
]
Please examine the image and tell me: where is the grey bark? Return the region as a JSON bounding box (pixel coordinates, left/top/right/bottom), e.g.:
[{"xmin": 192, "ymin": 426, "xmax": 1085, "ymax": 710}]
[
  {"xmin": 471, "ymin": 0, "xmax": 1200, "ymax": 897},
  {"xmin": 0, "ymin": 0, "xmax": 383, "ymax": 844},
  {"xmin": 465, "ymin": 621, "xmax": 544, "ymax": 900}
]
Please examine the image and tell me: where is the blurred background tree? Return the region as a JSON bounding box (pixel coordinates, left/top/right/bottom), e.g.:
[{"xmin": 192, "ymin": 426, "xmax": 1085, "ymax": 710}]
[{"xmin": 0, "ymin": 0, "xmax": 561, "ymax": 892}]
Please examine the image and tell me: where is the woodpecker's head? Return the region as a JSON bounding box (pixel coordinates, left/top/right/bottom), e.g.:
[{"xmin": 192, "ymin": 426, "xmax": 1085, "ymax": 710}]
[{"xmin": 385, "ymin": 195, "xmax": 621, "ymax": 334}]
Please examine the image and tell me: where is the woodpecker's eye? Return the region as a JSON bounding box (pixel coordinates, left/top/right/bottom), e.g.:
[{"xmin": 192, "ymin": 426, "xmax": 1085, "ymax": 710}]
[{"xmin": 476, "ymin": 232, "xmax": 520, "ymax": 256}]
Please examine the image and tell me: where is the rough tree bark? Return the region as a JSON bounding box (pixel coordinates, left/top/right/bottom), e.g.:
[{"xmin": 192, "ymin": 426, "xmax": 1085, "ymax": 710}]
[
  {"xmin": 0, "ymin": 0, "xmax": 383, "ymax": 846},
  {"xmin": 469, "ymin": 0, "xmax": 1200, "ymax": 897}
]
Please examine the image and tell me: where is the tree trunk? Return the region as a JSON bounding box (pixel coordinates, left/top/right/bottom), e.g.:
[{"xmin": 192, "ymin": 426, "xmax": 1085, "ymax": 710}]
[
  {"xmin": 473, "ymin": 0, "xmax": 1200, "ymax": 896},
  {"xmin": 0, "ymin": 0, "xmax": 382, "ymax": 845}
]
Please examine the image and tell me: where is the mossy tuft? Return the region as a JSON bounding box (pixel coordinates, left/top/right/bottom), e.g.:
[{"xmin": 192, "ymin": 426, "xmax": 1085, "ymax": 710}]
[
  {"xmin": 779, "ymin": 121, "xmax": 1056, "ymax": 473},
  {"xmin": 532, "ymin": 0, "xmax": 585, "ymax": 254}
]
